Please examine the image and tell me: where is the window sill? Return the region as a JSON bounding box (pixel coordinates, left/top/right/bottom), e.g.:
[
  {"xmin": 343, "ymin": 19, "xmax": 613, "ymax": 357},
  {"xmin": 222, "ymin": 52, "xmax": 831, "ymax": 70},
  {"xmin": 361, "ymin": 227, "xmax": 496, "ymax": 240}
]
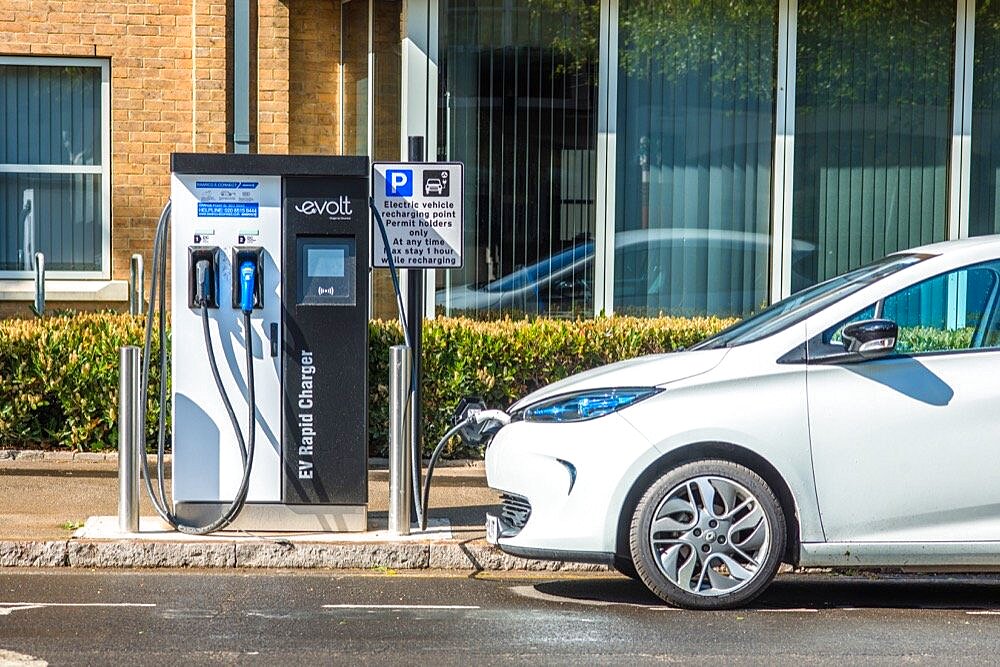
[{"xmin": 0, "ymin": 279, "xmax": 128, "ymax": 302}]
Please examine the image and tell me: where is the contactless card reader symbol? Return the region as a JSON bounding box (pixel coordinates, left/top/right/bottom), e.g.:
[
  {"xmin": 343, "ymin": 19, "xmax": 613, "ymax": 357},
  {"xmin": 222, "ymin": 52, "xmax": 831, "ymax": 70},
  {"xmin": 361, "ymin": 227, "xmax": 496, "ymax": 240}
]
[
  {"xmin": 385, "ymin": 169, "xmax": 413, "ymax": 197},
  {"xmin": 423, "ymin": 170, "xmax": 450, "ymax": 197},
  {"xmin": 318, "ymin": 286, "xmax": 336, "ymax": 296}
]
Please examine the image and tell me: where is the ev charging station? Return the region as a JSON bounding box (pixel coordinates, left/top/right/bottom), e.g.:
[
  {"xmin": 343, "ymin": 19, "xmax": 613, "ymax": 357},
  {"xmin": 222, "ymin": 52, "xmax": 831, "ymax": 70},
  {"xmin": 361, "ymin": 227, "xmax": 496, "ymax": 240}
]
[
  {"xmin": 164, "ymin": 154, "xmax": 369, "ymax": 532},
  {"xmin": 120, "ymin": 151, "xmax": 507, "ymax": 537}
]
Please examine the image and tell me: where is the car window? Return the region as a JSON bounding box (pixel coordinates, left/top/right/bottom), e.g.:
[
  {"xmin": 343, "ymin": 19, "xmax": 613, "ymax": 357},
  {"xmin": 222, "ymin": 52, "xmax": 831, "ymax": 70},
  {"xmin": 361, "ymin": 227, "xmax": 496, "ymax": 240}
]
[
  {"xmin": 812, "ymin": 261, "xmax": 1000, "ymax": 358},
  {"xmin": 693, "ymin": 253, "xmax": 927, "ymax": 349}
]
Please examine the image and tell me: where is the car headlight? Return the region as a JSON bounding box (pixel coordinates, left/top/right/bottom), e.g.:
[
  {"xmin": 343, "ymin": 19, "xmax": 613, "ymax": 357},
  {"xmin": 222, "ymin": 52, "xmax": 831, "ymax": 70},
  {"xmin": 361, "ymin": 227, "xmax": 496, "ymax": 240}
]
[{"xmin": 518, "ymin": 387, "xmax": 662, "ymax": 423}]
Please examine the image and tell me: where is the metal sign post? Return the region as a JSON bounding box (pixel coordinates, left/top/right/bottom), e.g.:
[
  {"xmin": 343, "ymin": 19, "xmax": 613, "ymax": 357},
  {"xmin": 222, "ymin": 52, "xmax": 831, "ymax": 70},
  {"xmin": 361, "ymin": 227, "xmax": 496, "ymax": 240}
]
[
  {"xmin": 388, "ymin": 345, "xmax": 412, "ymax": 535},
  {"xmin": 406, "ymin": 137, "xmax": 425, "ymax": 526},
  {"xmin": 372, "ymin": 155, "xmax": 464, "ymax": 524}
]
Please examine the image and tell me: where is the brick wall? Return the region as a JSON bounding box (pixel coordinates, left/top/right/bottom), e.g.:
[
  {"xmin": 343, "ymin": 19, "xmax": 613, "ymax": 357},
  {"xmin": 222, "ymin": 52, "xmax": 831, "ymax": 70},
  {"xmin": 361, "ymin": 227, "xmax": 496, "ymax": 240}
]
[
  {"xmin": 257, "ymin": 0, "xmax": 289, "ymax": 154},
  {"xmin": 371, "ymin": 0, "xmax": 402, "ymax": 319},
  {"xmin": 0, "ymin": 0, "xmax": 228, "ymax": 317},
  {"xmin": 0, "ymin": 0, "xmax": 403, "ymax": 318},
  {"xmin": 288, "ymin": 0, "xmax": 340, "ymax": 154}
]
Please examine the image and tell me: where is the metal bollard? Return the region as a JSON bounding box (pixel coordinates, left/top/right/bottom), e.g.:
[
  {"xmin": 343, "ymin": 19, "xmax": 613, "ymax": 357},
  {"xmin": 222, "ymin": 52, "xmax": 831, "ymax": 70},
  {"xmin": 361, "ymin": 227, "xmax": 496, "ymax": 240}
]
[
  {"xmin": 118, "ymin": 346, "xmax": 141, "ymax": 533},
  {"xmin": 129, "ymin": 254, "xmax": 144, "ymax": 316},
  {"xmin": 388, "ymin": 345, "xmax": 412, "ymax": 536},
  {"xmin": 31, "ymin": 252, "xmax": 44, "ymax": 317}
]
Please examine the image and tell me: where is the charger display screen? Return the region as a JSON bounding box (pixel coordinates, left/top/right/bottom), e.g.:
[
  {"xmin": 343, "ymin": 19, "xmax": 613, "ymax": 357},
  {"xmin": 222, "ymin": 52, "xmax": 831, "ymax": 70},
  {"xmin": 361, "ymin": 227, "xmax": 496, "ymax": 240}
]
[
  {"xmin": 307, "ymin": 248, "xmax": 346, "ymax": 278},
  {"xmin": 297, "ymin": 237, "xmax": 356, "ymax": 306}
]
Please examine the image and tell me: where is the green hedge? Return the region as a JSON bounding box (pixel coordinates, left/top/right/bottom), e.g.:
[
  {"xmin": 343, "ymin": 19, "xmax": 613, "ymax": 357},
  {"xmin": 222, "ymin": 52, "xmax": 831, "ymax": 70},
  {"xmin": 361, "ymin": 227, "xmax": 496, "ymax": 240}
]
[
  {"xmin": 0, "ymin": 313, "xmax": 166, "ymax": 452},
  {"xmin": 0, "ymin": 313, "xmax": 733, "ymax": 457}
]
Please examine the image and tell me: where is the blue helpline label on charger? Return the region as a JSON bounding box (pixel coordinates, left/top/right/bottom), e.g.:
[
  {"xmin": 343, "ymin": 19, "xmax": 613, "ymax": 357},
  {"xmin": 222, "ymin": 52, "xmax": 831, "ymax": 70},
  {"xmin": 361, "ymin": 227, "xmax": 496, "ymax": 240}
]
[{"xmin": 197, "ymin": 202, "xmax": 259, "ymax": 218}]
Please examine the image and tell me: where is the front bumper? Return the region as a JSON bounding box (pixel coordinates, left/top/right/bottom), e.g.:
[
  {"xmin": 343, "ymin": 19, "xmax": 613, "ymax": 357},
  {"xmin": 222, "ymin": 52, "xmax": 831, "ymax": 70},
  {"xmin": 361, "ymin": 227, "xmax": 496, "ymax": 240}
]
[{"xmin": 484, "ymin": 413, "xmax": 656, "ymax": 556}]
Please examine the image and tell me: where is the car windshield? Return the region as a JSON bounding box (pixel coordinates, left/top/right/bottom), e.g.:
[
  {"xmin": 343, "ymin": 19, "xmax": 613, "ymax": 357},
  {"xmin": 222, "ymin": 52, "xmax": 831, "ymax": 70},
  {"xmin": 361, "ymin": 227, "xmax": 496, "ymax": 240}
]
[{"xmin": 691, "ymin": 253, "xmax": 930, "ymax": 349}]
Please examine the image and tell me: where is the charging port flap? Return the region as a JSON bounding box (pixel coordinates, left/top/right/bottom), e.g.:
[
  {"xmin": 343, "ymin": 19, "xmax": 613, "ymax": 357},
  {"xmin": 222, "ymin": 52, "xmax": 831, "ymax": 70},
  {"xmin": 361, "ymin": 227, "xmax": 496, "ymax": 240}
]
[
  {"xmin": 232, "ymin": 247, "xmax": 265, "ymax": 310},
  {"xmin": 188, "ymin": 246, "xmax": 220, "ymax": 309}
]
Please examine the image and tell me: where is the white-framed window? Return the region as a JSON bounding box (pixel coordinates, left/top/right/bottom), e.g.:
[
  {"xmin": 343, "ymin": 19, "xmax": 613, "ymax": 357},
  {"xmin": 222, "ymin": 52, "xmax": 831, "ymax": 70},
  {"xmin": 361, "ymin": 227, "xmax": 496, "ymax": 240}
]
[{"xmin": 0, "ymin": 56, "xmax": 111, "ymax": 279}]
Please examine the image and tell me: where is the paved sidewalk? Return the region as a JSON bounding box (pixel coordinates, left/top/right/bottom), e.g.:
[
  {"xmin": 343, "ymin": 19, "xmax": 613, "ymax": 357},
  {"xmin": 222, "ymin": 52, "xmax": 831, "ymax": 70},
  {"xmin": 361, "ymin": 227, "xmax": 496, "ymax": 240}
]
[{"xmin": 0, "ymin": 453, "xmax": 608, "ymax": 572}]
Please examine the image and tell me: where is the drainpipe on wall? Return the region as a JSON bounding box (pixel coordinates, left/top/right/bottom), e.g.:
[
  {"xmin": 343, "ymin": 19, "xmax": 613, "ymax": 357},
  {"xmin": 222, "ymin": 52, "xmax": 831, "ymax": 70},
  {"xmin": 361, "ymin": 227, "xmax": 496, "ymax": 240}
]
[{"xmin": 234, "ymin": 0, "xmax": 251, "ymax": 154}]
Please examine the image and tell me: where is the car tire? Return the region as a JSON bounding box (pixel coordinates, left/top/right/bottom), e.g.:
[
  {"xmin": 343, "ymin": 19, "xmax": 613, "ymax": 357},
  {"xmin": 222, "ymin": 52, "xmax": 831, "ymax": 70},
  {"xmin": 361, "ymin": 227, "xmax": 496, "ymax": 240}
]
[
  {"xmin": 629, "ymin": 459, "xmax": 786, "ymax": 610},
  {"xmin": 612, "ymin": 554, "xmax": 640, "ymax": 580}
]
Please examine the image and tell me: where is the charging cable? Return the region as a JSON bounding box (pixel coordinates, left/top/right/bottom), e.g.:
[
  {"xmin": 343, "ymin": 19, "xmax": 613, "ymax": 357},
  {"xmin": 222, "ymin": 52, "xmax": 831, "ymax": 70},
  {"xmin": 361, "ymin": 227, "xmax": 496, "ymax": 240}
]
[
  {"xmin": 419, "ymin": 409, "xmax": 510, "ymax": 531},
  {"xmin": 139, "ymin": 200, "xmax": 259, "ymax": 535},
  {"xmin": 370, "ymin": 197, "xmax": 513, "ymax": 531}
]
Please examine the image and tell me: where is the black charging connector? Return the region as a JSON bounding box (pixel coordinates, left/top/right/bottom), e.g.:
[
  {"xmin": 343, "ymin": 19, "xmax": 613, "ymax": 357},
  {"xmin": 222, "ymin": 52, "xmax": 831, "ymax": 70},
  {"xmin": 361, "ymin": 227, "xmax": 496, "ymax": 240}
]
[
  {"xmin": 231, "ymin": 247, "xmax": 264, "ymax": 310},
  {"xmin": 188, "ymin": 246, "xmax": 220, "ymax": 308}
]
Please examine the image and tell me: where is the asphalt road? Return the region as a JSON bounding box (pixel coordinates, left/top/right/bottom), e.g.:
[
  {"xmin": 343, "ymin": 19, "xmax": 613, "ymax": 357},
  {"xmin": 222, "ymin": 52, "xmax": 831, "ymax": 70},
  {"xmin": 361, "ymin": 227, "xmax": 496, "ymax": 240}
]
[{"xmin": 2, "ymin": 569, "xmax": 1000, "ymax": 665}]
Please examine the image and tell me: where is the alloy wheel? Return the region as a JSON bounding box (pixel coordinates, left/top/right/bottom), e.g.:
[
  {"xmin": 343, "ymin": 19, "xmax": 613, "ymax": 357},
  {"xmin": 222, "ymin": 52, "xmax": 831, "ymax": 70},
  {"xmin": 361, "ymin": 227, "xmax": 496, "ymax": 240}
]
[{"xmin": 648, "ymin": 475, "xmax": 770, "ymax": 597}]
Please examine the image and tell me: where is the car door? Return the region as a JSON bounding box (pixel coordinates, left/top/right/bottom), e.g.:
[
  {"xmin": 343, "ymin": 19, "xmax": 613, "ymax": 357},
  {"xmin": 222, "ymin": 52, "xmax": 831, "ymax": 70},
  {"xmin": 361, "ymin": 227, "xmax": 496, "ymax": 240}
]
[{"xmin": 806, "ymin": 260, "xmax": 1000, "ymax": 542}]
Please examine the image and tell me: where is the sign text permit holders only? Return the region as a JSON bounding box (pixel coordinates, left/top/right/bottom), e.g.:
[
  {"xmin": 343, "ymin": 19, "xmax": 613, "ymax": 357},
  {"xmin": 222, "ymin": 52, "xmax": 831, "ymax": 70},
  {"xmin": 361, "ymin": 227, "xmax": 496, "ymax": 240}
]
[{"xmin": 371, "ymin": 162, "xmax": 464, "ymax": 269}]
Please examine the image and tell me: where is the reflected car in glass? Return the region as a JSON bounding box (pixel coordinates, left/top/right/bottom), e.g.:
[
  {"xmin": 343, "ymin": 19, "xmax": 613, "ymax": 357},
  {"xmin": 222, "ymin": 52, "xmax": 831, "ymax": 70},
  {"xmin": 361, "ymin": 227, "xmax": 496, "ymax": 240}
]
[
  {"xmin": 438, "ymin": 229, "xmax": 813, "ymax": 317},
  {"xmin": 485, "ymin": 237, "xmax": 1000, "ymax": 609}
]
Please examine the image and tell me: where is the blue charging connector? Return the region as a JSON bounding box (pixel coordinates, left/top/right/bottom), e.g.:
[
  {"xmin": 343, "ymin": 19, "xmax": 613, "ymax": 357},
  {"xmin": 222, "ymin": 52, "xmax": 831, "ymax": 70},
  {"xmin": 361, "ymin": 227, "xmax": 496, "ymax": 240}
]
[{"xmin": 239, "ymin": 261, "xmax": 256, "ymax": 313}]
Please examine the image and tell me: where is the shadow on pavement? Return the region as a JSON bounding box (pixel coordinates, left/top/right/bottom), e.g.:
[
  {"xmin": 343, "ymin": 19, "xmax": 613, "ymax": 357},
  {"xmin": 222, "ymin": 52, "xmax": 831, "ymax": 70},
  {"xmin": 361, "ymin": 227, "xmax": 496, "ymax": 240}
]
[
  {"xmin": 532, "ymin": 572, "xmax": 1000, "ymax": 610},
  {"xmin": 534, "ymin": 577, "xmax": 663, "ymax": 606},
  {"xmin": 758, "ymin": 574, "xmax": 1000, "ymax": 609}
]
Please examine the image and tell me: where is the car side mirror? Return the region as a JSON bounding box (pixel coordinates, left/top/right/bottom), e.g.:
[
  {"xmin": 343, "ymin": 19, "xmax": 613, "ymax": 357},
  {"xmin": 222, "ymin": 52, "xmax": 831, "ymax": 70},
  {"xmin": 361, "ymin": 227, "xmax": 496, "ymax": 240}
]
[{"xmin": 842, "ymin": 319, "xmax": 898, "ymax": 359}]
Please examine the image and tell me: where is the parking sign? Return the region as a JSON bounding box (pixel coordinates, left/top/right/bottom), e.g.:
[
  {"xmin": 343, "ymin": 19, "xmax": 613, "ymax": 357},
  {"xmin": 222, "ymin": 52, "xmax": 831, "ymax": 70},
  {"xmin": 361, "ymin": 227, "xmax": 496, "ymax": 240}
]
[
  {"xmin": 385, "ymin": 169, "xmax": 413, "ymax": 197},
  {"xmin": 371, "ymin": 162, "xmax": 464, "ymax": 269}
]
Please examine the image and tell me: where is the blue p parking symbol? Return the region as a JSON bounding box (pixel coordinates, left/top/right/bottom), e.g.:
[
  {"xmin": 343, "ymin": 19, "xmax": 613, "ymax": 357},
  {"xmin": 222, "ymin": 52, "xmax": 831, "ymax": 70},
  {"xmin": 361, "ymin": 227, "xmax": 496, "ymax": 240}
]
[{"xmin": 385, "ymin": 169, "xmax": 413, "ymax": 197}]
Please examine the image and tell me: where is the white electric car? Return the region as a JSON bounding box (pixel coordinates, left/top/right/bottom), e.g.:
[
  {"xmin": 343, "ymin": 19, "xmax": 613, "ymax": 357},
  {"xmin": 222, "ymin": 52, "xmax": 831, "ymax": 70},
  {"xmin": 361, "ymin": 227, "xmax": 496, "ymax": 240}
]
[{"xmin": 485, "ymin": 236, "xmax": 1000, "ymax": 609}]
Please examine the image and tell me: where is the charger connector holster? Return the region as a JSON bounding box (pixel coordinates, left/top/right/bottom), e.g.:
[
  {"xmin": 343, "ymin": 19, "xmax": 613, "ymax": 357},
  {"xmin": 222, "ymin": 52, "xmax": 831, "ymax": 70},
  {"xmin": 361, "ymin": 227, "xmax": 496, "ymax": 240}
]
[
  {"xmin": 188, "ymin": 246, "xmax": 220, "ymax": 309},
  {"xmin": 231, "ymin": 247, "xmax": 264, "ymax": 310}
]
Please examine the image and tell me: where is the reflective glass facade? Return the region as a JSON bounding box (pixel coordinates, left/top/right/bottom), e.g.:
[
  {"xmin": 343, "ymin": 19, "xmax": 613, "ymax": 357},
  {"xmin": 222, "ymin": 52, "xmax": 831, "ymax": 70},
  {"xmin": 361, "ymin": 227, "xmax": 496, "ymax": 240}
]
[
  {"xmin": 970, "ymin": 0, "xmax": 1000, "ymax": 236},
  {"xmin": 424, "ymin": 0, "xmax": 1000, "ymax": 319},
  {"xmin": 791, "ymin": 0, "xmax": 955, "ymax": 291},
  {"xmin": 436, "ymin": 0, "xmax": 599, "ymax": 318},
  {"xmin": 614, "ymin": 0, "xmax": 777, "ymax": 317}
]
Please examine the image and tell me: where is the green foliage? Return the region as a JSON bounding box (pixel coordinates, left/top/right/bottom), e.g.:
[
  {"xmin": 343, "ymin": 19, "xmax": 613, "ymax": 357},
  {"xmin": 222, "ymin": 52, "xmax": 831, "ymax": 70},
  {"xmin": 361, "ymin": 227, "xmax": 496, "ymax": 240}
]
[
  {"xmin": 0, "ymin": 313, "xmax": 731, "ymax": 458},
  {"xmin": 0, "ymin": 312, "xmax": 167, "ymax": 452},
  {"xmin": 527, "ymin": 0, "xmax": 957, "ymax": 108},
  {"xmin": 369, "ymin": 316, "xmax": 735, "ymax": 458},
  {"xmin": 897, "ymin": 326, "xmax": 976, "ymax": 354}
]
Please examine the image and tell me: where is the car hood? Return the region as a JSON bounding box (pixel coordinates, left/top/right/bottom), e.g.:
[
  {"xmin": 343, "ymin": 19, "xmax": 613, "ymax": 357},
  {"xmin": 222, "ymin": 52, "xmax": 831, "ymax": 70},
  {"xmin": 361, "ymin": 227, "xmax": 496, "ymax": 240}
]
[{"xmin": 508, "ymin": 348, "xmax": 730, "ymax": 412}]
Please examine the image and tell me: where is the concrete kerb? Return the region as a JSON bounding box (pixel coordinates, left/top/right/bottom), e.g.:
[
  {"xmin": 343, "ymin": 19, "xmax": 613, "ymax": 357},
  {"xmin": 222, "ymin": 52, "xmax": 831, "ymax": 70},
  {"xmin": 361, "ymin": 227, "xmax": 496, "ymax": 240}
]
[
  {"xmin": 67, "ymin": 541, "xmax": 237, "ymax": 568},
  {"xmin": 0, "ymin": 538, "xmax": 610, "ymax": 572},
  {"xmin": 428, "ymin": 542, "xmax": 611, "ymax": 572},
  {"xmin": 0, "ymin": 541, "xmax": 70, "ymax": 567},
  {"xmin": 234, "ymin": 541, "xmax": 432, "ymax": 569}
]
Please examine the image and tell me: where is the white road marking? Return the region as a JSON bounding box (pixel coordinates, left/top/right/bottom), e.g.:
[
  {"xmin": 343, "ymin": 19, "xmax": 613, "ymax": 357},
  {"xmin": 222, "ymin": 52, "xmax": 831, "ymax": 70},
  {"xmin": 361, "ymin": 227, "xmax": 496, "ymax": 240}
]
[
  {"xmin": 756, "ymin": 608, "xmax": 820, "ymax": 613},
  {"xmin": 322, "ymin": 604, "xmax": 480, "ymax": 610},
  {"xmin": 966, "ymin": 610, "xmax": 1000, "ymax": 615},
  {"xmin": 0, "ymin": 603, "xmax": 154, "ymax": 616}
]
